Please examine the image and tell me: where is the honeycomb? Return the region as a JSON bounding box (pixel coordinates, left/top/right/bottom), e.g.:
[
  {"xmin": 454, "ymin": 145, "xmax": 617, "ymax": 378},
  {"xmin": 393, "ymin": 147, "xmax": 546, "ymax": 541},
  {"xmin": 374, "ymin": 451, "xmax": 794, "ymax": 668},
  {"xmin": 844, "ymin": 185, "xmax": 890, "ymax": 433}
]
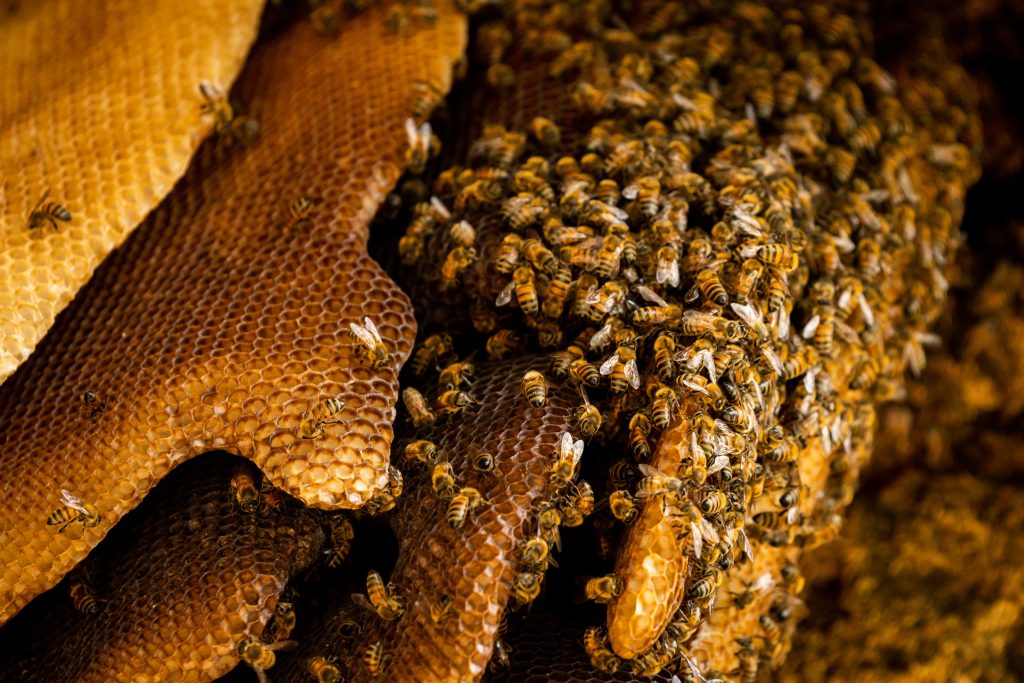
[
  {"xmin": 0, "ymin": 0, "xmax": 467, "ymax": 627},
  {"xmin": 0, "ymin": 455, "xmax": 324, "ymax": 682},
  {"xmin": 0, "ymin": 0, "xmax": 266, "ymax": 383}
]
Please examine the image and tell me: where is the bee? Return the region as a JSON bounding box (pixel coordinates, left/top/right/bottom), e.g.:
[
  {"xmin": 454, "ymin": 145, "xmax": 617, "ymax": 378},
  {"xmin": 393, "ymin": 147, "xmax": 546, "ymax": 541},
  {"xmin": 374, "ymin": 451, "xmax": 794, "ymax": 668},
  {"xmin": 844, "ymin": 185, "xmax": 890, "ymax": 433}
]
[
  {"xmin": 632, "ymin": 303, "xmax": 682, "ymax": 327},
  {"xmin": 529, "ymin": 116, "xmax": 561, "ymax": 147},
  {"xmin": 744, "ymin": 243, "xmax": 799, "ymax": 272},
  {"xmin": 412, "ymin": 79, "xmax": 445, "ymax": 123},
  {"xmin": 699, "ymin": 491, "xmax": 728, "ymax": 516},
  {"xmin": 432, "ymin": 461, "xmax": 457, "ymax": 502},
  {"xmin": 781, "ymin": 345, "xmax": 819, "ymax": 381},
  {"xmin": 237, "ymin": 639, "xmax": 294, "ymax": 683},
  {"xmin": 447, "ymin": 486, "xmax": 485, "ymax": 529},
  {"xmin": 198, "ymin": 81, "xmax": 235, "ymax": 132},
  {"xmin": 448, "ymin": 220, "xmax": 476, "ymax": 248},
  {"xmin": 486, "ymin": 62, "xmax": 517, "ymax": 89},
  {"xmin": 561, "ymin": 479, "xmax": 594, "ymax": 526},
  {"xmin": 679, "ymin": 310, "xmax": 742, "ymax": 342},
  {"xmin": 575, "ymin": 386, "xmax": 602, "ymax": 438},
  {"xmin": 486, "ymin": 329, "xmax": 522, "ymax": 359},
  {"xmin": 285, "ymin": 195, "xmax": 316, "ymax": 231},
  {"xmin": 402, "ymin": 387, "xmax": 435, "ymax": 429},
  {"xmin": 550, "ymin": 432, "xmax": 585, "ymax": 490},
  {"xmin": 600, "ymin": 345, "xmax": 640, "ymax": 394},
  {"xmin": 440, "ymin": 245, "xmax": 477, "ymax": 290},
  {"xmin": 568, "ymin": 357, "xmax": 601, "ymax": 388},
  {"xmin": 436, "ymin": 389, "xmax": 479, "ymax": 415},
  {"xmin": 27, "ymin": 189, "xmax": 72, "ymax": 231},
  {"xmin": 694, "ymin": 269, "xmax": 729, "ymax": 306},
  {"xmin": 469, "ymin": 298, "xmax": 498, "ymax": 334},
  {"xmin": 628, "ymin": 411, "xmax": 651, "ymax": 459},
  {"xmin": 455, "ymin": 179, "xmax": 503, "ymax": 212},
  {"xmin": 572, "ymin": 81, "xmax": 609, "ymax": 114},
  {"xmin": 325, "ymin": 517, "xmax": 354, "ymax": 569},
  {"xmin": 490, "ymin": 639, "xmax": 512, "ymax": 671},
  {"xmin": 680, "ymin": 501, "xmax": 721, "ymax": 559},
  {"xmin": 81, "ymin": 390, "xmax": 106, "ymax": 420},
  {"xmin": 731, "ymin": 573, "xmax": 775, "ymax": 611},
  {"xmin": 398, "ymin": 234, "xmax": 424, "ymax": 265},
  {"xmin": 404, "ymin": 118, "xmax": 437, "ymax": 174},
  {"xmin": 509, "ymin": 265, "xmax": 539, "ymax": 314},
  {"xmin": 609, "ymin": 489, "xmax": 638, "ymax": 523},
  {"xmin": 47, "ymin": 489, "xmax": 101, "ymax": 533},
  {"xmin": 635, "ymin": 463, "xmax": 685, "ymax": 505},
  {"xmin": 519, "ymin": 536, "xmax": 556, "ymax": 570},
  {"xmin": 384, "ymin": 4, "xmax": 409, "ymax": 33},
  {"xmin": 857, "ymin": 237, "xmax": 881, "ymax": 277},
  {"xmin": 848, "ymin": 118, "xmax": 881, "ymax": 153},
  {"xmin": 231, "ymin": 471, "xmax": 260, "ymax": 513},
  {"xmin": 299, "ymin": 396, "xmax": 347, "ymax": 439},
  {"xmin": 439, "ymin": 360, "xmax": 475, "ymax": 390},
  {"xmin": 630, "ymin": 648, "xmax": 673, "ymax": 677},
  {"xmin": 542, "ymin": 265, "xmax": 573, "ymax": 319},
  {"xmin": 69, "ymin": 575, "xmax": 100, "ymax": 615},
  {"xmin": 584, "ymin": 627, "xmax": 621, "ymax": 673},
  {"xmin": 349, "ymin": 316, "xmax": 391, "ymax": 369},
  {"xmin": 765, "ymin": 273, "xmax": 790, "ymax": 314},
  {"xmin": 655, "ymin": 244, "xmax": 681, "ymax": 288},
  {"xmin": 627, "ymin": 176, "xmax": 661, "ymax": 218},
  {"xmin": 825, "ymin": 146, "xmax": 856, "ymax": 184},
  {"xmin": 363, "ymin": 640, "xmax": 386, "ymax": 677},
  {"xmin": 521, "ymin": 370, "xmax": 548, "ymax": 407},
  {"xmin": 650, "ymin": 386, "xmax": 678, "ymax": 430},
  {"xmin": 411, "ymin": 333, "xmax": 454, "ymax": 376},
  {"xmin": 537, "ymin": 502, "xmax": 563, "ymax": 551},
  {"xmin": 649, "ymin": 333, "xmax": 676, "ymax": 381},
  {"xmin": 584, "ymin": 575, "xmax": 623, "ymax": 604},
  {"xmin": 353, "ymin": 570, "xmax": 404, "ymax": 620},
  {"xmin": 512, "ymin": 571, "xmax": 543, "ymax": 605},
  {"xmin": 263, "ymin": 599, "xmax": 297, "ymax": 643},
  {"xmin": 733, "ymin": 637, "xmax": 759, "ymax": 683},
  {"xmin": 851, "ymin": 356, "xmax": 880, "ymax": 390},
  {"xmin": 493, "ymin": 233, "xmax": 523, "ymax": 276},
  {"xmin": 592, "ymin": 233, "xmax": 626, "ymax": 278},
  {"xmin": 687, "ymin": 567, "xmax": 723, "ymax": 602},
  {"xmin": 307, "ymin": 656, "xmax": 342, "ymax": 683}
]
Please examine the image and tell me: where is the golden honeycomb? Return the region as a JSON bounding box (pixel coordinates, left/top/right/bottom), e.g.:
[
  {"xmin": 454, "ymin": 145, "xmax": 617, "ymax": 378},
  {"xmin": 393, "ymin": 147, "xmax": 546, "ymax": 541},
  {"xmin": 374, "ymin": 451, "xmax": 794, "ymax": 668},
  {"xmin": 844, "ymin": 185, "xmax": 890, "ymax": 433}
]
[
  {"xmin": 0, "ymin": 0, "xmax": 467, "ymax": 628},
  {"xmin": 0, "ymin": 0, "xmax": 266, "ymax": 383},
  {"xmin": 0, "ymin": 0, "xmax": 1003, "ymax": 681},
  {"xmin": 0, "ymin": 456, "xmax": 324, "ymax": 681}
]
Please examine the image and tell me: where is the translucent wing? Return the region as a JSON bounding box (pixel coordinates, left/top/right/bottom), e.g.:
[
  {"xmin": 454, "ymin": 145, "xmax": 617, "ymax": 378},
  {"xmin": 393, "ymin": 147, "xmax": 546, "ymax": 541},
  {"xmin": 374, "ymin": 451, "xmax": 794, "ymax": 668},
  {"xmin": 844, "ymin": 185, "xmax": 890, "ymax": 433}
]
[
  {"xmin": 740, "ymin": 529, "xmax": 754, "ymax": 561},
  {"xmin": 637, "ymin": 463, "xmax": 672, "ymax": 480},
  {"xmin": 349, "ymin": 322, "xmax": 378, "ymax": 350},
  {"xmin": 680, "ymin": 378, "xmax": 709, "ymax": 396},
  {"xmin": 625, "ymin": 359, "xmax": 640, "ymax": 389},
  {"xmin": 657, "ymin": 257, "xmax": 680, "ymax": 288},
  {"xmin": 691, "ymin": 521, "xmax": 704, "ymax": 558},
  {"xmin": 404, "ymin": 118, "xmax": 418, "ymax": 146},
  {"xmin": 352, "ymin": 593, "xmax": 377, "ymax": 614},
  {"xmin": 761, "ymin": 345, "xmax": 784, "ymax": 376},
  {"xmin": 590, "ymin": 321, "xmax": 613, "ymax": 349},
  {"xmin": 634, "ymin": 284, "xmax": 668, "ymax": 307},
  {"xmin": 751, "ymin": 571, "xmax": 775, "ymax": 593},
  {"xmin": 495, "ymin": 281, "xmax": 515, "ymax": 307},
  {"xmin": 801, "ymin": 315, "xmax": 820, "ymax": 339},
  {"xmin": 362, "ymin": 316, "xmax": 383, "ymax": 343},
  {"xmin": 572, "ymin": 439, "xmax": 585, "ymax": 467},
  {"xmin": 730, "ymin": 302, "xmax": 767, "ymax": 338},
  {"xmin": 430, "ymin": 195, "xmax": 451, "ymax": 220},
  {"xmin": 680, "ymin": 652, "xmax": 706, "ymax": 682},
  {"xmin": 60, "ymin": 489, "xmax": 89, "ymax": 513},
  {"xmin": 707, "ymin": 455, "xmax": 729, "ymax": 475},
  {"xmin": 696, "ymin": 513, "xmax": 719, "ymax": 545},
  {"xmin": 777, "ymin": 306, "xmax": 791, "ymax": 340},
  {"xmin": 559, "ymin": 432, "xmax": 575, "ymax": 459},
  {"xmin": 690, "ymin": 433, "xmax": 706, "ymax": 461},
  {"xmin": 599, "ymin": 353, "xmax": 619, "ymax": 376},
  {"xmin": 697, "ymin": 348, "xmax": 716, "ymax": 382}
]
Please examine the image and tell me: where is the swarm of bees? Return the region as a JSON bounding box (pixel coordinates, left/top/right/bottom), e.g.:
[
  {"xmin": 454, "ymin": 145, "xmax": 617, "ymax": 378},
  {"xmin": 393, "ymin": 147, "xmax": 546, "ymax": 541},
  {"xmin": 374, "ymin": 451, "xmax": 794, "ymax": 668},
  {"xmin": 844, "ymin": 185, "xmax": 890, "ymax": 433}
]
[{"xmin": 393, "ymin": 0, "xmax": 979, "ymax": 676}]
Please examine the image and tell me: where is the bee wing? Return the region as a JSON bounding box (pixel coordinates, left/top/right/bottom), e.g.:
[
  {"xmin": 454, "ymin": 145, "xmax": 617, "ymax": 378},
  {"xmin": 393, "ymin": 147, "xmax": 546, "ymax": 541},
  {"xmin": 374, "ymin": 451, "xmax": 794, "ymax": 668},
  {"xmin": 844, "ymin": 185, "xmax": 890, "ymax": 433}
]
[
  {"xmin": 572, "ymin": 439, "xmax": 585, "ymax": 466},
  {"xmin": 707, "ymin": 455, "xmax": 729, "ymax": 475},
  {"xmin": 254, "ymin": 669, "xmax": 270, "ymax": 683},
  {"xmin": 690, "ymin": 433, "xmax": 706, "ymax": 461},
  {"xmin": 683, "ymin": 284, "xmax": 701, "ymax": 304},
  {"xmin": 361, "ymin": 316, "xmax": 384, "ymax": 343},
  {"xmin": 690, "ymin": 521, "xmax": 704, "ymax": 559},
  {"xmin": 635, "ymin": 284, "xmax": 668, "ymax": 307},
  {"xmin": 405, "ymin": 117, "xmax": 418, "ymax": 146},
  {"xmin": 697, "ymin": 514, "xmax": 718, "ymax": 544},
  {"xmin": 776, "ymin": 305, "xmax": 791, "ymax": 340},
  {"xmin": 352, "ymin": 592, "xmax": 377, "ymax": 614},
  {"xmin": 598, "ymin": 353, "xmax": 619, "ymax": 376},
  {"xmin": 740, "ymin": 529, "xmax": 755, "ymax": 562},
  {"xmin": 657, "ymin": 258, "xmax": 680, "ymax": 288},
  {"xmin": 267, "ymin": 639, "xmax": 298, "ymax": 652},
  {"xmin": 801, "ymin": 315, "xmax": 820, "ymax": 339},
  {"xmin": 680, "ymin": 652, "xmax": 707, "ymax": 682},
  {"xmin": 636, "ymin": 463, "xmax": 671, "ymax": 479},
  {"xmin": 834, "ymin": 318, "xmax": 859, "ymax": 345},
  {"xmin": 679, "ymin": 378, "xmax": 709, "ymax": 396},
  {"xmin": 730, "ymin": 302, "xmax": 766, "ymax": 337},
  {"xmin": 430, "ymin": 195, "xmax": 451, "ymax": 220},
  {"xmin": 577, "ymin": 385, "xmax": 592, "ymax": 408},
  {"xmin": 751, "ymin": 571, "xmax": 775, "ymax": 594},
  {"xmin": 761, "ymin": 345, "xmax": 784, "ymax": 376},
  {"xmin": 559, "ymin": 431, "xmax": 575, "ymax": 458},
  {"xmin": 589, "ymin": 321, "xmax": 613, "ymax": 349},
  {"xmin": 837, "ymin": 288, "xmax": 853, "ymax": 311},
  {"xmin": 349, "ymin": 322, "xmax": 377, "ymax": 350},
  {"xmin": 697, "ymin": 349, "xmax": 716, "ymax": 382},
  {"xmin": 60, "ymin": 489, "xmax": 89, "ymax": 513},
  {"xmin": 731, "ymin": 207, "xmax": 763, "ymax": 236},
  {"xmin": 495, "ymin": 281, "xmax": 515, "ymax": 307},
  {"xmin": 624, "ymin": 359, "xmax": 640, "ymax": 389}
]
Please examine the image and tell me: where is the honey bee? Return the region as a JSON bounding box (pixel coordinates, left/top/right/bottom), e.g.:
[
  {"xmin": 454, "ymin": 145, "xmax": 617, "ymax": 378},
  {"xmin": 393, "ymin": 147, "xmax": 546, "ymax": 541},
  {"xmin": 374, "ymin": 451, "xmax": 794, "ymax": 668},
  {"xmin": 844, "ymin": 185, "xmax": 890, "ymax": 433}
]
[
  {"xmin": 363, "ymin": 640, "xmax": 386, "ymax": 677},
  {"xmin": 231, "ymin": 471, "xmax": 260, "ymax": 514},
  {"xmin": 307, "ymin": 656, "xmax": 342, "ymax": 683},
  {"xmin": 635, "ymin": 463, "xmax": 684, "ymax": 505},
  {"xmin": 654, "ymin": 244, "xmax": 681, "ymax": 288},
  {"xmin": 699, "ymin": 491, "xmax": 728, "ymax": 516},
  {"xmin": 550, "ymin": 432, "xmax": 585, "ymax": 490},
  {"xmin": 47, "ymin": 489, "xmax": 101, "ymax": 533},
  {"xmin": 447, "ymin": 486, "xmax": 485, "ymax": 529},
  {"xmin": 781, "ymin": 345, "xmax": 819, "ymax": 381},
  {"xmin": 599, "ymin": 345, "xmax": 640, "ymax": 394},
  {"xmin": 733, "ymin": 637, "xmax": 759, "ymax": 683},
  {"xmin": 529, "ymin": 116, "xmax": 561, "ymax": 147},
  {"xmin": 440, "ymin": 245, "xmax": 478, "ymax": 290},
  {"xmin": 287, "ymin": 195, "xmax": 316, "ymax": 230},
  {"xmin": 537, "ymin": 502, "xmax": 563, "ymax": 551},
  {"xmin": 27, "ymin": 189, "xmax": 72, "ymax": 231},
  {"xmin": 436, "ymin": 389, "xmax": 479, "ymax": 415},
  {"xmin": 521, "ymin": 370, "xmax": 547, "ymax": 408},
  {"xmin": 353, "ymin": 570, "xmax": 404, "ymax": 620},
  {"xmin": 583, "ymin": 627, "xmax": 621, "ymax": 673},
  {"xmin": 848, "ymin": 118, "xmax": 881, "ymax": 153},
  {"xmin": 649, "ymin": 333, "xmax": 676, "ymax": 381},
  {"xmin": 198, "ymin": 81, "xmax": 234, "ymax": 130},
  {"xmin": 628, "ymin": 411, "xmax": 651, "ymax": 459},
  {"xmin": 575, "ymin": 386, "xmax": 602, "ymax": 438},
  {"xmin": 521, "ymin": 238, "xmax": 557, "ymax": 274},
  {"xmin": 493, "ymin": 234, "xmax": 523, "ymax": 275},
  {"xmin": 237, "ymin": 639, "xmax": 295, "ymax": 683},
  {"xmin": 485, "ymin": 62, "xmax": 517, "ymax": 89},
  {"xmin": 512, "ymin": 571, "xmax": 543, "ymax": 605},
  {"xmin": 69, "ymin": 575, "xmax": 100, "ymax": 615},
  {"xmin": 325, "ymin": 517, "xmax": 354, "ymax": 569},
  {"xmin": 519, "ymin": 536, "xmax": 556, "ymax": 570},
  {"xmin": 632, "ymin": 303, "xmax": 682, "ymax": 327},
  {"xmin": 263, "ymin": 599, "xmax": 297, "ymax": 643},
  {"xmin": 431, "ymin": 462, "xmax": 457, "ymax": 503},
  {"xmin": 561, "ymin": 479, "xmax": 594, "ymax": 526},
  {"xmin": 438, "ymin": 360, "xmax": 475, "ymax": 391},
  {"xmin": 347, "ymin": 316, "xmax": 391, "ymax": 369},
  {"xmin": 448, "ymin": 220, "xmax": 476, "ymax": 248},
  {"xmin": 504, "ymin": 265, "xmax": 538, "ymax": 315},
  {"xmin": 650, "ymin": 385, "xmax": 678, "ymax": 431},
  {"xmin": 609, "ymin": 489, "xmax": 638, "ymax": 523},
  {"xmin": 411, "ymin": 333, "xmax": 454, "ymax": 376},
  {"xmin": 584, "ymin": 575, "xmax": 623, "ymax": 604},
  {"xmin": 402, "ymin": 387, "xmax": 435, "ymax": 429},
  {"xmin": 404, "ymin": 118, "xmax": 437, "ymax": 174},
  {"xmin": 694, "ymin": 269, "xmax": 729, "ymax": 306},
  {"xmin": 679, "ymin": 309, "xmax": 743, "ymax": 341},
  {"xmin": 412, "ymin": 79, "xmax": 445, "ymax": 123},
  {"xmin": 486, "ymin": 329, "xmax": 522, "ymax": 359},
  {"xmin": 687, "ymin": 567, "xmax": 723, "ymax": 603},
  {"xmin": 625, "ymin": 176, "xmax": 661, "ymax": 218},
  {"xmin": 542, "ymin": 265, "xmax": 573, "ymax": 319},
  {"xmin": 456, "ymin": 179, "xmax": 504, "ymax": 212},
  {"xmin": 568, "ymin": 357, "xmax": 601, "ymax": 388},
  {"xmin": 299, "ymin": 396, "xmax": 347, "ymax": 439}
]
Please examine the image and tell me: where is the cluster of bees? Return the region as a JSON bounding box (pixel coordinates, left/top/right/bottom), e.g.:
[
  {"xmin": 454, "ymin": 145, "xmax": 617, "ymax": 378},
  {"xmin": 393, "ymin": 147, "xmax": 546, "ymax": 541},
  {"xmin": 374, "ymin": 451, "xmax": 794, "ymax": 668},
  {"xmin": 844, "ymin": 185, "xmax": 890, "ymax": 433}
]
[{"xmin": 394, "ymin": 0, "xmax": 977, "ymax": 676}]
